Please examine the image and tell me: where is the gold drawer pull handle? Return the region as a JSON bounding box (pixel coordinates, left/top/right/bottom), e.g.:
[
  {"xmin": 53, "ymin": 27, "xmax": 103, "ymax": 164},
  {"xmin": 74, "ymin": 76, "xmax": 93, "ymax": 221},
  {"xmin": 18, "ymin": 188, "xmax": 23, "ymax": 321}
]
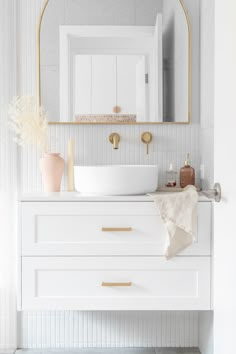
[
  {"xmin": 102, "ymin": 282, "xmax": 132, "ymax": 287},
  {"xmin": 101, "ymin": 227, "xmax": 132, "ymax": 232}
]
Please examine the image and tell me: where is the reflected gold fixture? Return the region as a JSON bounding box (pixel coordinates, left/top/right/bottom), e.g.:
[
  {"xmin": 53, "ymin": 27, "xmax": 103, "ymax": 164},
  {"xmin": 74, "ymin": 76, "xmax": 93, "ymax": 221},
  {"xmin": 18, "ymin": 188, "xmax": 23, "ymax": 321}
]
[
  {"xmin": 102, "ymin": 227, "xmax": 132, "ymax": 232},
  {"xmin": 109, "ymin": 133, "xmax": 120, "ymax": 149},
  {"xmin": 38, "ymin": 0, "xmax": 192, "ymax": 124},
  {"xmin": 141, "ymin": 132, "xmax": 153, "ymax": 155},
  {"xmin": 102, "ymin": 282, "xmax": 132, "ymax": 287},
  {"xmin": 37, "ymin": 0, "xmax": 50, "ymax": 107},
  {"xmin": 113, "ymin": 106, "xmax": 121, "ymax": 114}
]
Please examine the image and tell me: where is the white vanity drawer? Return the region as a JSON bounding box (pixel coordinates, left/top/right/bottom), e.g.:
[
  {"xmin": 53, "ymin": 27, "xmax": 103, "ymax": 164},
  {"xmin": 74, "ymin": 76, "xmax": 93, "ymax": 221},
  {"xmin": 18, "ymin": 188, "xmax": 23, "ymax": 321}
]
[
  {"xmin": 21, "ymin": 201, "xmax": 212, "ymax": 256},
  {"xmin": 21, "ymin": 256, "xmax": 211, "ymax": 311}
]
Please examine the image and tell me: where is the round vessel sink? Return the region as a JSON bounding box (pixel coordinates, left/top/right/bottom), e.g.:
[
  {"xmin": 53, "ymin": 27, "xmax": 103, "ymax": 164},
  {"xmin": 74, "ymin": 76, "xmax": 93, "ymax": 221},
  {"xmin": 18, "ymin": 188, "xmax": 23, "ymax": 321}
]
[{"xmin": 74, "ymin": 165, "xmax": 158, "ymax": 196}]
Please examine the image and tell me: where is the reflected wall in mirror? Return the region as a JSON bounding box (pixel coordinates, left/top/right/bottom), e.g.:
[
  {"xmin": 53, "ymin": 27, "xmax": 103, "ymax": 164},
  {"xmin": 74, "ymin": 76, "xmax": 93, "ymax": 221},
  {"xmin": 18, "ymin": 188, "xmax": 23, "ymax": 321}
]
[{"xmin": 39, "ymin": 0, "xmax": 192, "ymax": 124}]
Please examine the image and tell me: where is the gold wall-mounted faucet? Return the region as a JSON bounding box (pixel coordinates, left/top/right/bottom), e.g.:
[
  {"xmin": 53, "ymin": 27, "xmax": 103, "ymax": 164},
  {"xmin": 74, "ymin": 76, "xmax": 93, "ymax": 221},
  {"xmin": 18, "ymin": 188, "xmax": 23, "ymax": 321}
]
[
  {"xmin": 109, "ymin": 133, "xmax": 120, "ymax": 149},
  {"xmin": 141, "ymin": 132, "xmax": 153, "ymax": 155}
]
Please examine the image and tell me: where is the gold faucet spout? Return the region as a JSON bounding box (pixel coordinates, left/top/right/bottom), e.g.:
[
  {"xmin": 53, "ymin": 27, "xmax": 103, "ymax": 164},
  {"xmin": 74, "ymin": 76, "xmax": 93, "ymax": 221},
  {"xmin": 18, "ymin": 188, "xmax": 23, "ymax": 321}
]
[{"xmin": 109, "ymin": 133, "xmax": 120, "ymax": 149}]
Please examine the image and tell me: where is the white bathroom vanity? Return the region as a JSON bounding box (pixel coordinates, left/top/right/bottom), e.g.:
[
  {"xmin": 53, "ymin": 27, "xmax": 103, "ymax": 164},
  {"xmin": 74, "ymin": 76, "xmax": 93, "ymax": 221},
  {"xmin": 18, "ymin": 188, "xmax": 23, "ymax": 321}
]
[{"xmin": 18, "ymin": 194, "xmax": 212, "ymax": 312}]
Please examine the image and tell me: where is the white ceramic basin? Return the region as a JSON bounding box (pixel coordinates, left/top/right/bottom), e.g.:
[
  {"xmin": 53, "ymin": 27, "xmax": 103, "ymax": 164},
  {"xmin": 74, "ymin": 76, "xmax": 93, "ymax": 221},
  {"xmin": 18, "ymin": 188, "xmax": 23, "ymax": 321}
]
[{"xmin": 74, "ymin": 165, "xmax": 158, "ymax": 195}]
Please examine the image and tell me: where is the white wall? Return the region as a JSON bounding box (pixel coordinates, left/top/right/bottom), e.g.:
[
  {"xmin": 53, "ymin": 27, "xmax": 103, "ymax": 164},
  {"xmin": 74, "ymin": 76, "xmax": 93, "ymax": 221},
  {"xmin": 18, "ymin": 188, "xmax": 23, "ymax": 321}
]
[
  {"xmin": 198, "ymin": 2, "xmax": 214, "ymax": 352},
  {"xmin": 0, "ymin": 0, "xmax": 17, "ymax": 350},
  {"xmin": 16, "ymin": 0, "xmax": 203, "ymax": 349},
  {"xmin": 214, "ymin": 0, "xmax": 236, "ymax": 353},
  {"xmin": 199, "ymin": 0, "xmax": 214, "ymax": 190}
]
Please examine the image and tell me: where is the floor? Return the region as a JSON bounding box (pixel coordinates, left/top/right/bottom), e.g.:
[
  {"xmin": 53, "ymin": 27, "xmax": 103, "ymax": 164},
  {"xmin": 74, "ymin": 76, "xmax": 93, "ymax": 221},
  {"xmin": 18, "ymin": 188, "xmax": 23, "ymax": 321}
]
[{"xmin": 16, "ymin": 349, "xmax": 201, "ymax": 354}]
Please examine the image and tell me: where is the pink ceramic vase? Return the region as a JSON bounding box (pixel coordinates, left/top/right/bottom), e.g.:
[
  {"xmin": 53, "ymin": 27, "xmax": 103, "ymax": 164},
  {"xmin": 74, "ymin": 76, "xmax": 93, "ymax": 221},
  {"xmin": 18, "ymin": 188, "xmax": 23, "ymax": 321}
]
[{"xmin": 40, "ymin": 153, "xmax": 65, "ymax": 192}]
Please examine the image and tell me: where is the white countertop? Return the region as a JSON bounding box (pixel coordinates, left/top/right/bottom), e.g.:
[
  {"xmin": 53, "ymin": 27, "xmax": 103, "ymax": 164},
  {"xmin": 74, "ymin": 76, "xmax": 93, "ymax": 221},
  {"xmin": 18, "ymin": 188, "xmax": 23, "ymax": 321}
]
[{"xmin": 19, "ymin": 192, "xmax": 210, "ymax": 202}]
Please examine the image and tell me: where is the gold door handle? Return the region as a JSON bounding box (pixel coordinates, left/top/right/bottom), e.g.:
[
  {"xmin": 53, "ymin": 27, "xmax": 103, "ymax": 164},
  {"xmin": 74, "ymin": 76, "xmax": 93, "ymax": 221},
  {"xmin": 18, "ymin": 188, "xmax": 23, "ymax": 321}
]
[
  {"xmin": 101, "ymin": 227, "xmax": 132, "ymax": 232},
  {"xmin": 101, "ymin": 282, "xmax": 132, "ymax": 287}
]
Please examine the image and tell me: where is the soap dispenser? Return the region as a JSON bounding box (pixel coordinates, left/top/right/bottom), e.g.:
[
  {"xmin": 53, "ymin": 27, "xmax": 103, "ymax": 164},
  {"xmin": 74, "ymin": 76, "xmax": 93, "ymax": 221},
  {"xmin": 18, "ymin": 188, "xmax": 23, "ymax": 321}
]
[{"xmin": 180, "ymin": 153, "xmax": 195, "ymax": 188}]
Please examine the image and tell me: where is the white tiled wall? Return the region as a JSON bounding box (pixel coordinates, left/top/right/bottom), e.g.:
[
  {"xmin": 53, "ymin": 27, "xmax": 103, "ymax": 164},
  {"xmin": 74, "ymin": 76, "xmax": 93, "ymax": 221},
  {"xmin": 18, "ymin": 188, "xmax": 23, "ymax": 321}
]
[
  {"xmin": 16, "ymin": 0, "xmax": 212, "ymax": 349},
  {"xmin": 21, "ymin": 123, "xmax": 200, "ymax": 192}
]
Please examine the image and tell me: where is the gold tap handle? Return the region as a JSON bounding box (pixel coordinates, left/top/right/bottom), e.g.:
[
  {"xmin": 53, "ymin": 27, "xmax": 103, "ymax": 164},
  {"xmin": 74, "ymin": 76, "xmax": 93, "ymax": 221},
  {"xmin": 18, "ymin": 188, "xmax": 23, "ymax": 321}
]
[
  {"xmin": 141, "ymin": 132, "xmax": 152, "ymax": 155},
  {"xmin": 102, "ymin": 282, "xmax": 132, "ymax": 287}
]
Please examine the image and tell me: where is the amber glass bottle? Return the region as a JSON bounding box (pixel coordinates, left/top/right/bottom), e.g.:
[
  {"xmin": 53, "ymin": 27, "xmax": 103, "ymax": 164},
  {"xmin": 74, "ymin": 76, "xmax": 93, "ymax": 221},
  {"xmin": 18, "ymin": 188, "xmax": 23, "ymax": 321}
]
[{"xmin": 180, "ymin": 153, "xmax": 195, "ymax": 188}]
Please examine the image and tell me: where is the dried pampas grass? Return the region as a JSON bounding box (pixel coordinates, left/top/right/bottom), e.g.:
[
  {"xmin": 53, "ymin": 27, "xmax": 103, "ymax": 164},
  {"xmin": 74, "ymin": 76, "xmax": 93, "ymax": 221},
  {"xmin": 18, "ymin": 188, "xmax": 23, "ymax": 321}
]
[{"xmin": 9, "ymin": 96, "xmax": 48, "ymax": 152}]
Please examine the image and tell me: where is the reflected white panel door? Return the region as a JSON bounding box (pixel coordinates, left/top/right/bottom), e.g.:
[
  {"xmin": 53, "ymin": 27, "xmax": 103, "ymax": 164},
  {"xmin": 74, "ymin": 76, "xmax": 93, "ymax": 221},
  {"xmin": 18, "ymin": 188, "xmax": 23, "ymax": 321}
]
[
  {"xmin": 174, "ymin": 6, "xmax": 188, "ymax": 122},
  {"xmin": 117, "ymin": 55, "xmax": 140, "ymax": 115},
  {"xmin": 214, "ymin": 0, "xmax": 236, "ymax": 354},
  {"xmin": 136, "ymin": 56, "xmax": 146, "ymax": 121},
  {"xmin": 92, "ymin": 55, "xmax": 116, "ymax": 114},
  {"xmin": 74, "ymin": 55, "xmax": 91, "ymax": 118},
  {"xmin": 154, "ymin": 13, "xmax": 163, "ymax": 121}
]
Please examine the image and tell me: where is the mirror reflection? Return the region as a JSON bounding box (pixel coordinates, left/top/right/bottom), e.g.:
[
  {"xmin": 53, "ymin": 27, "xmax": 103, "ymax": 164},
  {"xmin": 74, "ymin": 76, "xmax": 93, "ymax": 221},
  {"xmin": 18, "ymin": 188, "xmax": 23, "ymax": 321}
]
[{"xmin": 40, "ymin": 0, "xmax": 191, "ymax": 123}]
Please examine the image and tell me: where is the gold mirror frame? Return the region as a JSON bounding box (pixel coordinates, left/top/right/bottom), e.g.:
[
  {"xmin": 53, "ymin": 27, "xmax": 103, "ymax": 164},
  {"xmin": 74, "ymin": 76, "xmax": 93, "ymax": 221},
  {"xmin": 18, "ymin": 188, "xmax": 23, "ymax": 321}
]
[{"xmin": 37, "ymin": 0, "xmax": 192, "ymax": 125}]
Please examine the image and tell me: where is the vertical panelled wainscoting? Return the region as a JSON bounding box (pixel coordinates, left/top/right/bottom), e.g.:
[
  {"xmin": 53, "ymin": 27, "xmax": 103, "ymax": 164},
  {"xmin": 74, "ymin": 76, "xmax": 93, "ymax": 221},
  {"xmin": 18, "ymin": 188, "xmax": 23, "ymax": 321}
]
[
  {"xmin": 18, "ymin": 0, "xmax": 201, "ymax": 349},
  {"xmin": 0, "ymin": 0, "xmax": 17, "ymax": 351},
  {"xmin": 21, "ymin": 123, "xmax": 200, "ymax": 193},
  {"xmin": 18, "ymin": 312, "xmax": 198, "ymax": 348}
]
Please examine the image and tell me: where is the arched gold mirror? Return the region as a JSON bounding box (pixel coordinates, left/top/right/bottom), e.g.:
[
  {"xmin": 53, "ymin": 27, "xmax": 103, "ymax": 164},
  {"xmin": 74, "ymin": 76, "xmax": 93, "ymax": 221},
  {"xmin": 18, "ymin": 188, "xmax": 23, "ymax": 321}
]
[{"xmin": 37, "ymin": 0, "xmax": 192, "ymax": 124}]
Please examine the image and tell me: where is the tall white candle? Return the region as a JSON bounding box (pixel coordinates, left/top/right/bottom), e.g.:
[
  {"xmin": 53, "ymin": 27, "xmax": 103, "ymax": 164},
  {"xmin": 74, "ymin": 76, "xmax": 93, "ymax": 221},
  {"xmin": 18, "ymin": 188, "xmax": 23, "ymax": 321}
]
[{"xmin": 68, "ymin": 139, "xmax": 75, "ymax": 191}]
